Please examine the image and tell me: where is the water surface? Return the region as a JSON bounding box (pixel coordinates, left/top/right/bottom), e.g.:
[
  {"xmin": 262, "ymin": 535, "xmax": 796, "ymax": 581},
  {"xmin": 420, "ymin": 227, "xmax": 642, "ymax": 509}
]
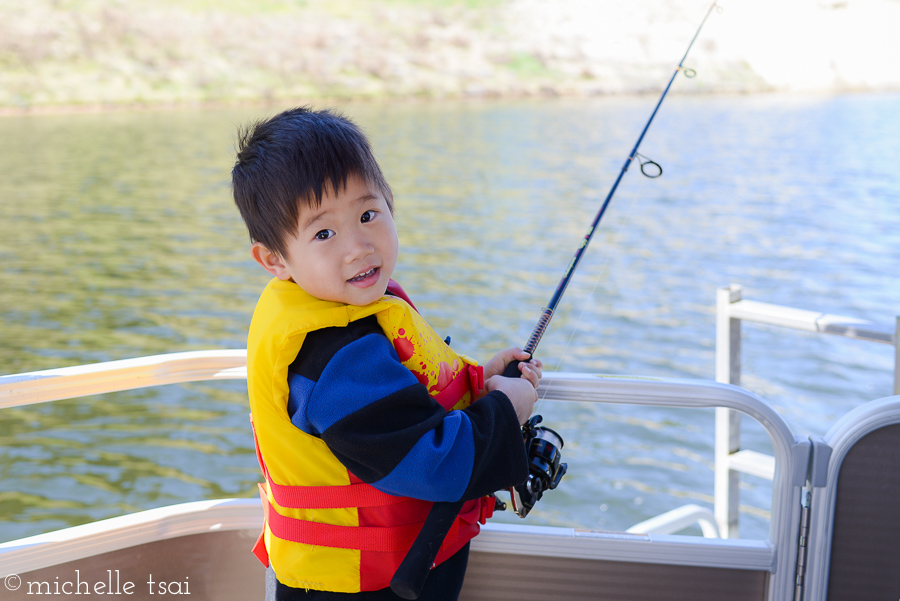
[{"xmin": 1, "ymin": 93, "xmax": 898, "ymax": 542}]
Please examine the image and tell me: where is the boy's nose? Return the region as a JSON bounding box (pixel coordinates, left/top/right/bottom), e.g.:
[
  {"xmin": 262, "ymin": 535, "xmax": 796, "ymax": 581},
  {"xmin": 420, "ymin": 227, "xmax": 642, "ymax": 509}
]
[{"xmin": 345, "ymin": 231, "xmax": 374, "ymax": 261}]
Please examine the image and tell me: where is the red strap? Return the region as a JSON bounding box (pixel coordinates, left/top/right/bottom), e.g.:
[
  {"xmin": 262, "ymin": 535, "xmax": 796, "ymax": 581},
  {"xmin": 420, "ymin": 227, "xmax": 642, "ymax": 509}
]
[
  {"xmin": 264, "ymin": 496, "xmax": 425, "ymax": 552},
  {"xmin": 478, "ymin": 495, "xmax": 495, "ymax": 524},
  {"xmin": 467, "ymin": 363, "xmax": 485, "ymax": 395},
  {"xmin": 456, "ymin": 496, "xmax": 494, "ymax": 527},
  {"xmin": 268, "ymin": 480, "xmax": 403, "ymax": 509},
  {"xmin": 257, "ymin": 494, "xmax": 478, "ymax": 561},
  {"xmin": 434, "ymin": 364, "xmax": 484, "ymax": 411},
  {"xmin": 386, "ymin": 279, "xmax": 416, "ymax": 311}
]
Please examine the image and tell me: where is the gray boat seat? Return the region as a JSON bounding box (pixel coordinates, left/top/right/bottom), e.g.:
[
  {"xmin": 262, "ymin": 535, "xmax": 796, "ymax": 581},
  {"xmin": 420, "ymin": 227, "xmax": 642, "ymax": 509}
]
[
  {"xmin": 825, "ymin": 423, "xmax": 900, "ymax": 600},
  {"xmin": 803, "ymin": 397, "xmax": 900, "ymax": 601}
]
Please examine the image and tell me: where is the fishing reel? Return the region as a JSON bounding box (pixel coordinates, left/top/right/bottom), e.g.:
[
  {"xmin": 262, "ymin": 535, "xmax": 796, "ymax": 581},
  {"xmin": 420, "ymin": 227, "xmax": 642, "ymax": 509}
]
[{"xmin": 509, "ymin": 415, "xmax": 567, "ymax": 518}]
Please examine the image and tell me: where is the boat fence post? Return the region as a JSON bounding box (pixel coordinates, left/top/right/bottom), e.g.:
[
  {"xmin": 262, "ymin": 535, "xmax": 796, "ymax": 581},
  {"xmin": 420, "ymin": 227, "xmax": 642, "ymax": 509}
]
[{"xmin": 715, "ymin": 284, "xmax": 742, "ymax": 538}]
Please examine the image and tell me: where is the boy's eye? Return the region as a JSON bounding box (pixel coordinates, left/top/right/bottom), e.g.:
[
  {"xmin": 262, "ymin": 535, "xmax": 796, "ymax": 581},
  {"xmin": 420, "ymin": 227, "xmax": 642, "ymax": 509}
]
[
  {"xmin": 360, "ymin": 210, "xmax": 376, "ymax": 223},
  {"xmin": 315, "ymin": 229, "xmax": 334, "ymax": 240}
]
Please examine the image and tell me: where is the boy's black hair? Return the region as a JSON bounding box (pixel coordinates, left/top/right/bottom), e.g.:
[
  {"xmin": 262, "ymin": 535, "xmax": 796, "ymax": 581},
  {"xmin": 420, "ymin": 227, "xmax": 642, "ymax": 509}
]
[{"xmin": 232, "ymin": 106, "xmax": 393, "ymax": 258}]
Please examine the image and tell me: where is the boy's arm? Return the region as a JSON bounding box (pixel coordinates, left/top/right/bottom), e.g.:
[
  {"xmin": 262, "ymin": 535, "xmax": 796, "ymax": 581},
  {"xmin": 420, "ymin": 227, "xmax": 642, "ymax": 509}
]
[{"xmin": 287, "ymin": 318, "xmax": 527, "ymax": 502}]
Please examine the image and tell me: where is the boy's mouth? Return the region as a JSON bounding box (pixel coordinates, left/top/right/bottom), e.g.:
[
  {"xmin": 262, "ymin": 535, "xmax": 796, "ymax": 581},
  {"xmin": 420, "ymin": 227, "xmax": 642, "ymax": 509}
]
[{"xmin": 348, "ymin": 267, "xmax": 378, "ymax": 284}]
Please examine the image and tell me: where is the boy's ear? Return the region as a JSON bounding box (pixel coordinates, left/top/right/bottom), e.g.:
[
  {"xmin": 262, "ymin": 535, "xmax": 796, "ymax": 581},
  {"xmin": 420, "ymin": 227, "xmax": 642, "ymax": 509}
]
[{"xmin": 251, "ymin": 242, "xmax": 292, "ymax": 280}]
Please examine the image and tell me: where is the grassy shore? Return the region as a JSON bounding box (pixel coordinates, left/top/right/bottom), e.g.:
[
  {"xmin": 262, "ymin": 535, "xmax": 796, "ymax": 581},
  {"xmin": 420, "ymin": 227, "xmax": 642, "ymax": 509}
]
[{"xmin": 1, "ymin": 0, "xmax": 898, "ymax": 113}]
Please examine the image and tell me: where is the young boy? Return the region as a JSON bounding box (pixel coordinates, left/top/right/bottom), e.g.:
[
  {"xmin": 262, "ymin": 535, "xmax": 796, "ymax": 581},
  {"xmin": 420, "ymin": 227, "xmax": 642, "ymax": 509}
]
[{"xmin": 232, "ymin": 107, "xmax": 542, "ymax": 601}]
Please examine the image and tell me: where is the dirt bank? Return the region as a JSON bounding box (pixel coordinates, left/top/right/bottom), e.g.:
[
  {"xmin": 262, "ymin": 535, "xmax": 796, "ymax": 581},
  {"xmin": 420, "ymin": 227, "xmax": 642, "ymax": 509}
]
[{"xmin": 1, "ymin": 0, "xmax": 897, "ymax": 113}]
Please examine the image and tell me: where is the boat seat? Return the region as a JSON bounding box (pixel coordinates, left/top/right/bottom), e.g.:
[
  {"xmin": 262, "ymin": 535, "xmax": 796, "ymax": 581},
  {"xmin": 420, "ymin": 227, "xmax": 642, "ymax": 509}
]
[{"xmin": 825, "ymin": 423, "xmax": 900, "ymax": 601}]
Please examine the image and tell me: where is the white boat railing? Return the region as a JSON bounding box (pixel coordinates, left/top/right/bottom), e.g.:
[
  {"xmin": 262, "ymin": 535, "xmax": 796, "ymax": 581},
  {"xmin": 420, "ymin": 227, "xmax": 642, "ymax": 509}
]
[
  {"xmin": 0, "ymin": 350, "xmax": 247, "ymax": 409},
  {"xmin": 714, "ymin": 283, "xmax": 899, "ymax": 539},
  {"xmin": 2, "ymin": 362, "xmax": 807, "ymax": 600},
  {"xmin": 626, "ymin": 504, "xmax": 720, "ymax": 538},
  {"xmin": 1, "ymin": 351, "xmax": 788, "ymax": 544}
]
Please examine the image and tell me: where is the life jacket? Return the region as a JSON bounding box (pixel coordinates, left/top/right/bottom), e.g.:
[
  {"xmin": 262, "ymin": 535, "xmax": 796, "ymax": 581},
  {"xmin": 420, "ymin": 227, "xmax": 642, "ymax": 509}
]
[{"xmin": 247, "ymin": 278, "xmax": 496, "ymax": 593}]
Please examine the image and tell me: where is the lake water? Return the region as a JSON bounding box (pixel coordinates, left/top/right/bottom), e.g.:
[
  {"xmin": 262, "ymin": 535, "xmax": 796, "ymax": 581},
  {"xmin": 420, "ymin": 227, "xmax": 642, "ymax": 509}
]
[{"xmin": 1, "ymin": 92, "xmax": 899, "ymax": 543}]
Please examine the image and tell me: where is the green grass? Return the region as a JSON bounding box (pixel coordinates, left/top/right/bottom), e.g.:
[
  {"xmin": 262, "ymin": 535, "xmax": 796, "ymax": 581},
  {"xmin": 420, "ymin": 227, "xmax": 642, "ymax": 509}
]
[{"xmin": 505, "ymin": 52, "xmax": 548, "ymax": 77}]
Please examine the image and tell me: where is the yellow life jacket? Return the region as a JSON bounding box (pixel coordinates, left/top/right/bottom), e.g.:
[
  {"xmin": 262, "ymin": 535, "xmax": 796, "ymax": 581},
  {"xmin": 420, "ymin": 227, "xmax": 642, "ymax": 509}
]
[{"xmin": 247, "ymin": 278, "xmax": 494, "ymax": 593}]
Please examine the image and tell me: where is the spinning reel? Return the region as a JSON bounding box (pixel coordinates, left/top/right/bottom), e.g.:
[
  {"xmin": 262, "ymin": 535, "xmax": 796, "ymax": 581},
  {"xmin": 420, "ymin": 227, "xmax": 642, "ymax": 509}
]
[{"xmin": 509, "ymin": 415, "xmax": 567, "ymax": 517}]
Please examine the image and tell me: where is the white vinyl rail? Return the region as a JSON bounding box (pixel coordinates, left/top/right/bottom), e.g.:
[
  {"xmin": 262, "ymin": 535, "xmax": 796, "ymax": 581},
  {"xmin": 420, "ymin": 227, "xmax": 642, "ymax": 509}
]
[
  {"xmin": 626, "ymin": 504, "xmax": 721, "ymax": 538},
  {"xmin": 714, "ymin": 284, "xmax": 899, "ymax": 539},
  {"xmin": 2, "ymin": 350, "xmax": 783, "ymax": 546},
  {"xmin": 3, "ymin": 368, "xmax": 804, "ymax": 600},
  {"xmin": 0, "ymin": 350, "xmax": 247, "ymax": 409}
]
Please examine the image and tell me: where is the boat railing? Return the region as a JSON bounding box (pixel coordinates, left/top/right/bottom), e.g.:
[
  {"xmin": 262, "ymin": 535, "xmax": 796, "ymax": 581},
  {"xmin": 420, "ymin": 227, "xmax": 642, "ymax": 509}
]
[
  {"xmin": 1, "ymin": 350, "xmax": 784, "ymax": 543},
  {"xmin": 0, "ymin": 350, "xmax": 248, "ymax": 410},
  {"xmin": 626, "ymin": 503, "xmax": 720, "ymax": 538},
  {"xmin": 4, "ymin": 366, "xmax": 808, "ymax": 600},
  {"xmin": 714, "ymin": 283, "xmax": 899, "ymax": 539}
]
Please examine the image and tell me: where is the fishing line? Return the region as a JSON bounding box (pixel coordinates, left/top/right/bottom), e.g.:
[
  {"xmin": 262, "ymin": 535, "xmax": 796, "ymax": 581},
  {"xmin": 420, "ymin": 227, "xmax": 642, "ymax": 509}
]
[
  {"xmin": 536, "ymin": 137, "xmax": 661, "ymax": 412},
  {"xmin": 536, "ymin": 242, "xmax": 614, "ymax": 411}
]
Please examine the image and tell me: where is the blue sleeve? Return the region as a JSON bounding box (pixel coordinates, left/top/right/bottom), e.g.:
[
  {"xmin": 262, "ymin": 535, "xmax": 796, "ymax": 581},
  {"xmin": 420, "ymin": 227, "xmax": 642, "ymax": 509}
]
[{"xmin": 291, "ymin": 332, "xmax": 527, "ymax": 502}]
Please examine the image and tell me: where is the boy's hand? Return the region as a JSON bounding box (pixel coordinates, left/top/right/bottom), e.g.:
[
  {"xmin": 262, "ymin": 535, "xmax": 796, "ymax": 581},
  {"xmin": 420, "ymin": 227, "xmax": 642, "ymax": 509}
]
[
  {"xmin": 484, "ymin": 362, "xmax": 541, "ymax": 425},
  {"xmin": 483, "ymin": 347, "xmax": 543, "ymax": 384}
]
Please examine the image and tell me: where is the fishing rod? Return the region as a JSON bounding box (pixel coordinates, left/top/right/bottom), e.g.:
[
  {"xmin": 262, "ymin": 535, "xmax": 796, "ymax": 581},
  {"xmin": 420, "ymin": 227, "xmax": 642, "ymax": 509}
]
[
  {"xmin": 391, "ymin": 4, "xmax": 720, "ymax": 598},
  {"xmin": 503, "ymin": 0, "xmax": 720, "ymax": 373},
  {"xmin": 500, "ymin": 0, "xmax": 720, "ymax": 521}
]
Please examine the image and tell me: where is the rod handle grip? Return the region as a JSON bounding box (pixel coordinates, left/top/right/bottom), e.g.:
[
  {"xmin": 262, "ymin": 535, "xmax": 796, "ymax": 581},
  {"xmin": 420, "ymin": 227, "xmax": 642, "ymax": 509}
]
[{"xmin": 501, "ymin": 358, "xmax": 528, "ymax": 379}]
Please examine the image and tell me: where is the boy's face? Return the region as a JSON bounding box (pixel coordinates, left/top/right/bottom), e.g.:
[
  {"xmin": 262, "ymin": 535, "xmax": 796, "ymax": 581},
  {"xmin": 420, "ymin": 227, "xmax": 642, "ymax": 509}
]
[{"xmin": 253, "ymin": 175, "xmax": 399, "ymax": 306}]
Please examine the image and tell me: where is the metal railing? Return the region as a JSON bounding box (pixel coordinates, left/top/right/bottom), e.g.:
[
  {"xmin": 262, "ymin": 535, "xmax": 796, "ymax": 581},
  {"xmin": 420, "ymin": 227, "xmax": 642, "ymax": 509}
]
[
  {"xmin": 1, "ymin": 351, "xmax": 755, "ymax": 541},
  {"xmin": 714, "ymin": 284, "xmax": 899, "ymax": 538},
  {"xmin": 15, "ymin": 286, "xmax": 892, "ymax": 543}
]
